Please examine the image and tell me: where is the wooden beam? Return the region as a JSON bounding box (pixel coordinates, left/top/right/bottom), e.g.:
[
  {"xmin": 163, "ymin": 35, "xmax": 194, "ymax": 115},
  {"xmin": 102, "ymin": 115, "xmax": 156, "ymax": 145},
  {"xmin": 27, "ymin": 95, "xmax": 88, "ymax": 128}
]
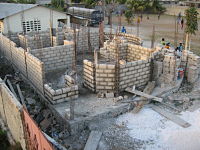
[
  {"xmin": 151, "ymin": 105, "xmax": 191, "ymax": 128},
  {"xmin": 125, "ymin": 87, "xmax": 162, "ymax": 102},
  {"xmin": 16, "ymin": 84, "xmax": 27, "ymax": 110},
  {"xmin": 7, "ymin": 79, "xmax": 18, "ymax": 99},
  {"xmin": 84, "ymin": 131, "xmax": 102, "ymax": 150}
]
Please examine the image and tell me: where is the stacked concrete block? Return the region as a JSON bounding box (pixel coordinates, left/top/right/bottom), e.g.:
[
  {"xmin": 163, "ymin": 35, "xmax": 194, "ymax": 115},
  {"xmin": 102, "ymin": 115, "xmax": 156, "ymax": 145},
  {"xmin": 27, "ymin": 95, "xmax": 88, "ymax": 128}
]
[
  {"xmin": 104, "ymin": 32, "xmax": 142, "ymax": 45},
  {"xmin": 153, "ymin": 61, "xmax": 163, "ymax": 81},
  {"xmin": 65, "ymin": 75, "xmax": 75, "ymax": 87},
  {"xmin": 96, "ymin": 64, "xmax": 116, "ymax": 92},
  {"xmin": 18, "ymin": 31, "xmax": 51, "ymax": 50},
  {"xmin": 161, "ymin": 54, "xmax": 177, "ymax": 84},
  {"xmin": 127, "ymin": 44, "xmax": 154, "ymax": 61},
  {"xmin": 83, "ymin": 60, "xmax": 95, "ymax": 92},
  {"xmin": 119, "ymin": 59, "xmax": 151, "ymax": 90},
  {"xmin": 26, "ymin": 52, "xmax": 45, "ymax": 94},
  {"xmin": 30, "ymin": 43, "xmax": 74, "ymax": 72},
  {"xmin": 44, "ymin": 83, "xmax": 78, "ymax": 104},
  {"xmin": 64, "ymin": 27, "xmax": 99, "ymax": 52},
  {"xmin": 56, "ymin": 27, "xmax": 65, "ymax": 45},
  {"xmin": 186, "ymin": 52, "xmax": 200, "ymax": 83}
]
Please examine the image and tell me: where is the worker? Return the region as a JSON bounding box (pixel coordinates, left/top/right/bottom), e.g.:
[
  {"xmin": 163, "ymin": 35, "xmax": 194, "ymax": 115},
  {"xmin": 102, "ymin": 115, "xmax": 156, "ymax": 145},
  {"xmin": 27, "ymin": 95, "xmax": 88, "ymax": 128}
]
[
  {"xmin": 121, "ymin": 26, "xmax": 126, "ymax": 33},
  {"xmin": 160, "ymin": 38, "xmax": 166, "ymax": 46},
  {"xmin": 178, "ymin": 43, "xmax": 183, "ymax": 52},
  {"xmin": 165, "ymin": 42, "xmax": 170, "ymax": 49},
  {"xmin": 137, "ymin": 17, "xmax": 141, "ymax": 24},
  {"xmin": 181, "ymin": 18, "xmax": 184, "ymax": 30}
]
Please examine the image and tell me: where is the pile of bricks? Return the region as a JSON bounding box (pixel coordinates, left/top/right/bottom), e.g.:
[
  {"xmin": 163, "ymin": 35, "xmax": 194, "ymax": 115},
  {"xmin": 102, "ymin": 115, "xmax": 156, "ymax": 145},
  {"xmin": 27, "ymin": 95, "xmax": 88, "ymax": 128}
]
[
  {"xmin": 119, "ymin": 59, "xmax": 151, "ymax": 90},
  {"xmin": 44, "ymin": 83, "xmax": 78, "ymax": 104},
  {"xmin": 83, "ymin": 60, "xmax": 95, "ymax": 92}
]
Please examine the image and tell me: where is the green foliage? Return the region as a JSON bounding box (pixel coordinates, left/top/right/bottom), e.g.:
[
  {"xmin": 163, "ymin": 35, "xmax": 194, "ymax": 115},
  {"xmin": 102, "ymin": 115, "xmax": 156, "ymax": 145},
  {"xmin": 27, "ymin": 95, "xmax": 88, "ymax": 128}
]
[
  {"xmin": 0, "ymin": 129, "xmax": 10, "ymax": 150},
  {"xmin": 125, "ymin": 9, "xmax": 133, "ymax": 24},
  {"xmin": 51, "ymin": 0, "xmax": 64, "ymax": 11},
  {"xmin": 185, "ymin": 6, "xmax": 199, "ymax": 35},
  {"xmin": 83, "ymin": 0, "xmax": 97, "ymax": 8},
  {"xmin": 0, "ymin": 0, "xmax": 36, "ymax": 3}
]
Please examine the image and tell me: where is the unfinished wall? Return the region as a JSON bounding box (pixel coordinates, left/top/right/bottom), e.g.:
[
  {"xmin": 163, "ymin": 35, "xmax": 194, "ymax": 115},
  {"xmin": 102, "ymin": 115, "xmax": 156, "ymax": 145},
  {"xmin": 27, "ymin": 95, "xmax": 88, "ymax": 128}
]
[
  {"xmin": 0, "ymin": 80, "xmax": 26, "ymax": 150},
  {"xmin": 29, "ymin": 42, "xmax": 74, "ymax": 72},
  {"xmin": 18, "ymin": 31, "xmax": 51, "ymax": 50},
  {"xmin": 96, "ymin": 64, "xmax": 116, "ymax": 92},
  {"xmin": 119, "ymin": 59, "xmax": 151, "ymax": 90},
  {"xmin": 127, "ymin": 44, "xmax": 154, "ymax": 61},
  {"xmin": 44, "ymin": 75, "xmax": 78, "ymax": 104},
  {"xmin": 0, "ymin": 35, "xmax": 45, "ymax": 94},
  {"xmin": 83, "ymin": 60, "xmax": 96, "ymax": 92},
  {"xmin": 64, "ymin": 27, "xmax": 99, "ymax": 52},
  {"xmin": 104, "ymin": 32, "xmax": 142, "ymax": 45},
  {"xmin": 185, "ymin": 51, "xmax": 200, "ymax": 83}
]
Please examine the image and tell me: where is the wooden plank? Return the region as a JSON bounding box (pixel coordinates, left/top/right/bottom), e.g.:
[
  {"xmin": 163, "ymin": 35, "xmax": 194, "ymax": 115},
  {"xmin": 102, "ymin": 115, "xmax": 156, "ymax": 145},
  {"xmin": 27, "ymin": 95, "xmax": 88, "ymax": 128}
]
[
  {"xmin": 16, "ymin": 84, "xmax": 27, "ymax": 110},
  {"xmin": 84, "ymin": 131, "xmax": 102, "ymax": 150},
  {"xmin": 151, "ymin": 105, "xmax": 191, "ymax": 128},
  {"xmin": 133, "ymin": 82, "xmax": 155, "ymax": 113},
  {"xmin": 125, "ymin": 87, "xmax": 162, "ymax": 102},
  {"xmin": 7, "ymin": 79, "xmax": 18, "ymax": 99}
]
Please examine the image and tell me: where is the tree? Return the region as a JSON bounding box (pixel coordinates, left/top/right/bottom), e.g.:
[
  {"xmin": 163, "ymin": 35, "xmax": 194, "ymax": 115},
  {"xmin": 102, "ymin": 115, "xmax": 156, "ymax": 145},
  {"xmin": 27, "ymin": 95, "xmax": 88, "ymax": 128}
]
[
  {"xmin": 185, "ymin": 6, "xmax": 199, "ymax": 51},
  {"xmin": 51, "ymin": 0, "xmax": 64, "ymax": 11}
]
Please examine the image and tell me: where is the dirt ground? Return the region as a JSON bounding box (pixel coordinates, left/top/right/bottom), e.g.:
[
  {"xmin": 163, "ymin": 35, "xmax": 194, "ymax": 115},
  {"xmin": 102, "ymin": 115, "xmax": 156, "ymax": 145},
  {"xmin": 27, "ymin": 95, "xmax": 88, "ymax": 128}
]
[{"xmin": 105, "ymin": 14, "xmax": 200, "ymax": 55}]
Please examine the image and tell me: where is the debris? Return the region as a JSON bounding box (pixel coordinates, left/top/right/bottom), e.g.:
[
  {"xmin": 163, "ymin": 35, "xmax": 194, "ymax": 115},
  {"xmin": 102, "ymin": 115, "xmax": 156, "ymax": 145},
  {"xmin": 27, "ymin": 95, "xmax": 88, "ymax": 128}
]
[
  {"xmin": 26, "ymin": 98, "xmax": 36, "ymax": 105},
  {"xmin": 84, "ymin": 131, "xmax": 102, "ymax": 150},
  {"xmin": 105, "ymin": 92, "xmax": 115, "ymax": 98},
  {"xmin": 7, "ymin": 79, "xmax": 18, "ymax": 99},
  {"xmin": 151, "ymin": 105, "xmax": 191, "ymax": 128},
  {"xmin": 16, "ymin": 84, "xmax": 27, "ymax": 109},
  {"xmin": 40, "ymin": 119, "xmax": 51, "ymax": 131}
]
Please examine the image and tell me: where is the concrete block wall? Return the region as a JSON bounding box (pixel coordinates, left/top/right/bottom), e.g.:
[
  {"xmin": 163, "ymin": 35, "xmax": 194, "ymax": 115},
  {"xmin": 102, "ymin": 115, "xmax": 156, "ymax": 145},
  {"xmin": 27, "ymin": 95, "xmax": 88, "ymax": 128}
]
[
  {"xmin": 29, "ymin": 42, "xmax": 74, "ymax": 72},
  {"xmin": 0, "ymin": 35, "xmax": 45, "ymax": 94},
  {"xmin": 127, "ymin": 44, "xmax": 154, "ymax": 61},
  {"xmin": 44, "ymin": 82, "xmax": 78, "ymax": 104},
  {"xmin": 0, "ymin": 80, "xmax": 26, "ymax": 150},
  {"xmin": 104, "ymin": 33, "xmax": 142, "ymax": 45},
  {"xmin": 96, "ymin": 64, "xmax": 116, "ymax": 92},
  {"xmin": 26, "ymin": 53, "xmax": 45, "ymax": 94},
  {"xmin": 64, "ymin": 27, "xmax": 99, "ymax": 52},
  {"xmin": 186, "ymin": 52, "xmax": 200, "ymax": 83},
  {"xmin": 18, "ymin": 31, "xmax": 51, "ymax": 50},
  {"xmin": 119, "ymin": 59, "xmax": 151, "ymax": 90},
  {"xmin": 100, "ymin": 40, "xmax": 128, "ymax": 60},
  {"xmin": 83, "ymin": 60, "xmax": 95, "ymax": 92}
]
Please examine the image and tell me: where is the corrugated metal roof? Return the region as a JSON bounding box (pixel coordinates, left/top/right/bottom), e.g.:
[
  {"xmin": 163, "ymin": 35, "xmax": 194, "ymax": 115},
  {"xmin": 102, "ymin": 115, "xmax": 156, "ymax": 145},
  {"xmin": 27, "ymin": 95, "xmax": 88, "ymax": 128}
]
[
  {"xmin": 36, "ymin": 0, "xmax": 51, "ymax": 5},
  {"xmin": 0, "ymin": 3, "xmax": 38, "ymax": 19}
]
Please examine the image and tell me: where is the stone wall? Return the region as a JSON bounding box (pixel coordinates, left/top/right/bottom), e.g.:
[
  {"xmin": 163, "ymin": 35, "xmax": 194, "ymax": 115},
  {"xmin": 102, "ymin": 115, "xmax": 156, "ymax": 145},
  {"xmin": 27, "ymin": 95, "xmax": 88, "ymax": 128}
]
[
  {"xmin": 83, "ymin": 60, "xmax": 95, "ymax": 92},
  {"xmin": 119, "ymin": 59, "xmax": 151, "ymax": 90},
  {"xmin": 0, "ymin": 35, "xmax": 45, "ymax": 94},
  {"xmin": 44, "ymin": 75, "xmax": 78, "ymax": 104},
  {"xmin": 29, "ymin": 42, "xmax": 74, "ymax": 72},
  {"xmin": 0, "ymin": 79, "xmax": 26, "ymax": 150}
]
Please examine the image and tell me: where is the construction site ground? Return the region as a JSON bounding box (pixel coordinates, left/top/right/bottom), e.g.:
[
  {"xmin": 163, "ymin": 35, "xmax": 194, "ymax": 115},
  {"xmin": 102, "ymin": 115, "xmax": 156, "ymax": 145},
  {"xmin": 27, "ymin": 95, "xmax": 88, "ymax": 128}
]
[
  {"xmin": 1, "ymin": 14, "xmax": 200, "ymax": 150},
  {"xmin": 105, "ymin": 14, "xmax": 200, "ymax": 55}
]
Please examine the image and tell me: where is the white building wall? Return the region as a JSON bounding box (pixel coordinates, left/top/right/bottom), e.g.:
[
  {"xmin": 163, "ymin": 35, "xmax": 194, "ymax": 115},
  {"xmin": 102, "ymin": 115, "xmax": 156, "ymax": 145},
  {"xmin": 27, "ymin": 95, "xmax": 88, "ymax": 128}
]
[{"xmin": 3, "ymin": 6, "xmax": 70, "ymax": 34}]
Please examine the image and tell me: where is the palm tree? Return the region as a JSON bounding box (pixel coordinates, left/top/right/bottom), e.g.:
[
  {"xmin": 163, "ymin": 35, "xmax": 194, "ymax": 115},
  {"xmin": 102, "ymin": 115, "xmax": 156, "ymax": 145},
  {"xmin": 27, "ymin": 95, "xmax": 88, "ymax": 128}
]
[{"xmin": 185, "ymin": 6, "xmax": 199, "ymax": 51}]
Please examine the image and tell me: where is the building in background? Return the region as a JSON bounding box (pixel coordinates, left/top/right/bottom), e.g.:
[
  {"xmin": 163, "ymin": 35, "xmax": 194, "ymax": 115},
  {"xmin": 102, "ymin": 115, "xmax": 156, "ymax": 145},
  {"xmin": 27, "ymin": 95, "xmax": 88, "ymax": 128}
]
[{"xmin": 0, "ymin": 3, "xmax": 70, "ymax": 34}]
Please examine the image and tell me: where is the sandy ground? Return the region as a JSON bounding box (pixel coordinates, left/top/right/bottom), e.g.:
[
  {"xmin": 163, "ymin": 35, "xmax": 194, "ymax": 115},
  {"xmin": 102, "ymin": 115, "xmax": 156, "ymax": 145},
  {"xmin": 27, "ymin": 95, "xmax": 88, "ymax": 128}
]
[{"xmin": 105, "ymin": 14, "xmax": 200, "ymax": 55}]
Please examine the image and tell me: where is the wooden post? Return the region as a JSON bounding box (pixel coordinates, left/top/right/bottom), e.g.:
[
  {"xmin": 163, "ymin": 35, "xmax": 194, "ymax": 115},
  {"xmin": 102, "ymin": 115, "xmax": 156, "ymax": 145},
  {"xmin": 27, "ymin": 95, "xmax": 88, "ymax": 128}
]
[{"xmin": 151, "ymin": 25, "xmax": 155, "ymax": 48}]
